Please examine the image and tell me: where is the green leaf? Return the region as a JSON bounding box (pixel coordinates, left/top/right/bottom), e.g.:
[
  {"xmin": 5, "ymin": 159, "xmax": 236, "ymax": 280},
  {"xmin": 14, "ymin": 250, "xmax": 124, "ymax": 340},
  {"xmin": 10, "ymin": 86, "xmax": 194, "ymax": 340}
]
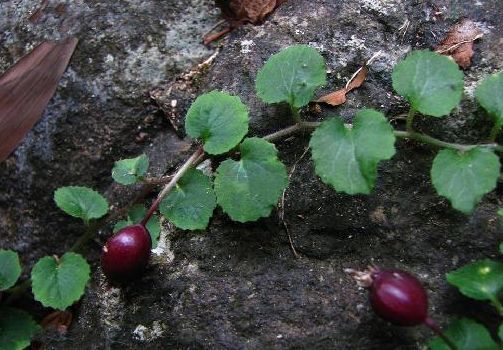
[
  {"xmin": 215, "ymin": 137, "xmax": 288, "ymax": 222},
  {"xmin": 499, "ymin": 209, "xmax": 503, "ymax": 218},
  {"xmin": 113, "ymin": 204, "xmax": 161, "ymax": 248},
  {"xmin": 31, "ymin": 252, "xmax": 91, "ymax": 310},
  {"xmin": 447, "ymin": 259, "xmax": 503, "ymax": 303},
  {"xmin": 309, "ymin": 109, "xmax": 396, "ymax": 195},
  {"xmin": 428, "ymin": 318, "xmax": 498, "ymax": 350},
  {"xmin": 113, "ymin": 220, "xmax": 130, "ymax": 233},
  {"xmin": 54, "ymin": 186, "xmax": 109, "ymax": 223},
  {"xmin": 185, "ymin": 91, "xmax": 249, "ymax": 155},
  {"xmin": 500, "ymin": 242, "xmax": 503, "ymax": 255},
  {"xmin": 392, "ymin": 50, "xmax": 463, "ymax": 117},
  {"xmin": 499, "ymin": 323, "xmax": 503, "ymax": 343},
  {"xmin": 0, "ymin": 250, "xmax": 21, "ymax": 291},
  {"xmin": 475, "ymin": 72, "xmax": 503, "ymax": 125},
  {"xmin": 112, "ymin": 154, "xmax": 149, "ymax": 185},
  {"xmin": 256, "ymin": 45, "xmax": 327, "ymax": 108},
  {"xmin": 0, "ymin": 307, "xmax": 40, "ymax": 350},
  {"xmin": 431, "ymin": 148, "xmax": 500, "ymax": 214},
  {"xmin": 160, "ymin": 169, "xmax": 216, "ymax": 230}
]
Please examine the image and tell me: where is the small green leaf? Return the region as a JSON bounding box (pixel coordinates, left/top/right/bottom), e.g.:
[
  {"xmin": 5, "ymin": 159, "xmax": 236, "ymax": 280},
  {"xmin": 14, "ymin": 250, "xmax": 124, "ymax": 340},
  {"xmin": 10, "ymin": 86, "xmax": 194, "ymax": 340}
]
[
  {"xmin": 431, "ymin": 148, "xmax": 500, "ymax": 214},
  {"xmin": 0, "ymin": 250, "xmax": 21, "ymax": 291},
  {"xmin": 113, "ymin": 220, "xmax": 130, "ymax": 233},
  {"xmin": 392, "ymin": 50, "xmax": 463, "ymax": 117},
  {"xmin": 499, "ymin": 209, "xmax": 503, "ymax": 218},
  {"xmin": 447, "ymin": 259, "xmax": 503, "ymax": 303},
  {"xmin": 309, "ymin": 109, "xmax": 396, "ymax": 194},
  {"xmin": 428, "ymin": 318, "xmax": 498, "ymax": 350},
  {"xmin": 160, "ymin": 169, "xmax": 216, "ymax": 230},
  {"xmin": 185, "ymin": 91, "xmax": 249, "ymax": 155},
  {"xmin": 54, "ymin": 186, "xmax": 109, "ymax": 223},
  {"xmin": 500, "ymin": 242, "xmax": 503, "ymax": 255},
  {"xmin": 31, "ymin": 252, "xmax": 91, "ymax": 310},
  {"xmin": 475, "ymin": 72, "xmax": 503, "ymax": 125},
  {"xmin": 256, "ymin": 45, "xmax": 327, "ymax": 108},
  {"xmin": 0, "ymin": 307, "xmax": 40, "ymax": 350},
  {"xmin": 215, "ymin": 137, "xmax": 288, "ymax": 222},
  {"xmin": 113, "ymin": 204, "xmax": 161, "ymax": 248},
  {"xmin": 498, "ymin": 322, "xmax": 503, "ymax": 342},
  {"xmin": 112, "ymin": 154, "xmax": 149, "ymax": 185}
]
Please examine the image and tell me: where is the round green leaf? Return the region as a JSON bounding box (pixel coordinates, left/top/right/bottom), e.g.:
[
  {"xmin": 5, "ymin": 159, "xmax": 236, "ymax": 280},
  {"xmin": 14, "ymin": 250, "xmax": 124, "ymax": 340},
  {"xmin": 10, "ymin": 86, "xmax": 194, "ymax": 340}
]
[
  {"xmin": 309, "ymin": 109, "xmax": 396, "ymax": 195},
  {"xmin": 431, "ymin": 148, "xmax": 500, "ymax": 214},
  {"xmin": 185, "ymin": 91, "xmax": 249, "ymax": 155},
  {"xmin": 0, "ymin": 307, "xmax": 40, "ymax": 350},
  {"xmin": 31, "ymin": 252, "xmax": 91, "ymax": 310},
  {"xmin": 54, "ymin": 186, "xmax": 109, "ymax": 223},
  {"xmin": 475, "ymin": 72, "xmax": 503, "ymax": 125},
  {"xmin": 112, "ymin": 154, "xmax": 149, "ymax": 185},
  {"xmin": 215, "ymin": 137, "xmax": 288, "ymax": 222},
  {"xmin": 0, "ymin": 250, "xmax": 21, "ymax": 291},
  {"xmin": 447, "ymin": 259, "xmax": 503, "ymax": 302},
  {"xmin": 256, "ymin": 45, "xmax": 327, "ymax": 108},
  {"xmin": 392, "ymin": 50, "xmax": 463, "ymax": 117},
  {"xmin": 160, "ymin": 169, "xmax": 216, "ymax": 230},
  {"xmin": 428, "ymin": 318, "xmax": 498, "ymax": 350}
]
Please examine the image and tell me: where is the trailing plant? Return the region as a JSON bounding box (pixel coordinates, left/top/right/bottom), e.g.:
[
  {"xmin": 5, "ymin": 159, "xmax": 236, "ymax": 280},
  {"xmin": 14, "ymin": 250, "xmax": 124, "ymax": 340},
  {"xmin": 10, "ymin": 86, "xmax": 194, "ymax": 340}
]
[
  {"xmin": 428, "ymin": 243, "xmax": 503, "ymax": 349},
  {"xmin": 2, "ymin": 44, "xmax": 502, "ymax": 348}
]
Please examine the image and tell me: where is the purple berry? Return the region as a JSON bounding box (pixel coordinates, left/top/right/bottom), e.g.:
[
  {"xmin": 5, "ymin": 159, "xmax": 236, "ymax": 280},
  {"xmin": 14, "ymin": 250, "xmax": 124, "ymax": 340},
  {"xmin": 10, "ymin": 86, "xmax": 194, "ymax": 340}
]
[
  {"xmin": 101, "ymin": 224, "xmax": 151, "ymax": 282},
  {"xmin": 369, "ymin": 269, "xmax": 428, "ymax": 326}
]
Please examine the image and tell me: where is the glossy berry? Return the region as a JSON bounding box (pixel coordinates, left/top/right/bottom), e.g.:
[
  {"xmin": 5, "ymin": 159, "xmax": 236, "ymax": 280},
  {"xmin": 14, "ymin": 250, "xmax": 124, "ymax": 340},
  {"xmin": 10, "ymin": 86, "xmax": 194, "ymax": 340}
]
[
  {"xmin": 101, "ymin": 224, "xmax": 151, "ymax": 282},
  {"xmin": 369, "ymin": 269, "xmax": 428, "ymax": 326}
]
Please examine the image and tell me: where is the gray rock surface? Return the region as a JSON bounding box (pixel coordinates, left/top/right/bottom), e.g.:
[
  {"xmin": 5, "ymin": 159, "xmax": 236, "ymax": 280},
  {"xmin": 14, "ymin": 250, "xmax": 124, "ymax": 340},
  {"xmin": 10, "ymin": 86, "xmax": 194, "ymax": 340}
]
[{"xmin": 1, "ymin": 0, "xmax": 502, "ymax": 349}]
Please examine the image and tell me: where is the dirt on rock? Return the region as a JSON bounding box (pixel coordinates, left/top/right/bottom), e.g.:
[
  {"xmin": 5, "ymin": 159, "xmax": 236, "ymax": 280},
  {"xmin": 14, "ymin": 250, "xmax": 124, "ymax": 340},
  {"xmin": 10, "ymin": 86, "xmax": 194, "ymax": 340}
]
[{"xmin": 1, "ymin": 0, "xmax": 502, "ymax": 349}]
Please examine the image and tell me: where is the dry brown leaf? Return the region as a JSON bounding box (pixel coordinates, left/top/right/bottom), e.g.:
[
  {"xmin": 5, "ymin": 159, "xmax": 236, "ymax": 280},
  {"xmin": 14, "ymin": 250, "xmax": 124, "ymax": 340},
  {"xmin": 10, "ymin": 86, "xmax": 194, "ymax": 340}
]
[
  {"xmin": 316, "ymin": 66, "xmax": 369, "ymax": 106},
  {"xmin": 217, "ymin": 0, "xmax": 282, "ymax": 24},
  {"xmin": 205, "ymin": 0, "xmax": 286, "ymax": 44},
  {"xmin": 41, "ymin": 310, "xmax": 73, "ymax": 335},
  {"xmin": 0, "ymin": 38, "xmax": 78, "ymax": 162},
  {"xmin": 435, "ymin": 18, "xmax": 483, "ymax": 69}
]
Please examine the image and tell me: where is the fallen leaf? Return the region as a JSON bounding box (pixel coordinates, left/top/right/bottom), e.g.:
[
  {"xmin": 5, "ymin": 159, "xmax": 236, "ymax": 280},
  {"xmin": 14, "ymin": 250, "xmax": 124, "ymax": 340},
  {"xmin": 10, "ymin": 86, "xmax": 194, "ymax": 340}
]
[
  {"xmin": 315, "ymin": 51, "xmax": 382, "ymax": 106},
  {"xmin": 0, "ymin": 37, "xmax": 78, "ymax": 162},
  {"xmin": 40, "ymin": 310, "xmax": 73, "ymax": 335},
  {"xmin": 204, "ymin": 0, "xmax": 286, "ymax": 44},
  {"xmin": 435, "ymin": 18, "xmax": 483, "ymax": 69}
]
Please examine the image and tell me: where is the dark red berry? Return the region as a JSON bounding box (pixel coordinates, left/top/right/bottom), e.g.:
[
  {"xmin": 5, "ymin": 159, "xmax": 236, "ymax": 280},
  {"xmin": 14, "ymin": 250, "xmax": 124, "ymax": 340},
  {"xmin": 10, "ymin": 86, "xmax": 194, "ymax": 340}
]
[
  {"xmin": 101, "ymin": 224, "xmax": 151, "ymax": 282},
  {"xmin": 369, "ymin": 269, "xmax": 428, "ymax": 326}
]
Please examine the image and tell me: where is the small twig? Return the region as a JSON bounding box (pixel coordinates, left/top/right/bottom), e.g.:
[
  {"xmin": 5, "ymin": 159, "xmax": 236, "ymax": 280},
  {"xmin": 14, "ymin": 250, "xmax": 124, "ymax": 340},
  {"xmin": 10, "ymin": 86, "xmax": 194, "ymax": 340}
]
[
  {"xmin": 202, "ymin": 19, "xmax": 227, "ymax": 39},
  {"xmin": 278, "ymin": 147, "xmax": 309, "ymax": 259}
]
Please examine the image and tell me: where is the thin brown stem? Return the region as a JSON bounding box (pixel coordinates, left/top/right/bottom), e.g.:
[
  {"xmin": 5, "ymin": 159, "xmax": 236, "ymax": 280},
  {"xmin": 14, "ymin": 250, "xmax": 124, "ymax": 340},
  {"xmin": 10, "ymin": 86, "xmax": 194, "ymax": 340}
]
[
  {"xmin": 142, "ymin": 175, "xmax": 173, "ymax": 186},
  {"xmin": 141, "ymin": 147, "xmax": 204, "ymax": 226}
]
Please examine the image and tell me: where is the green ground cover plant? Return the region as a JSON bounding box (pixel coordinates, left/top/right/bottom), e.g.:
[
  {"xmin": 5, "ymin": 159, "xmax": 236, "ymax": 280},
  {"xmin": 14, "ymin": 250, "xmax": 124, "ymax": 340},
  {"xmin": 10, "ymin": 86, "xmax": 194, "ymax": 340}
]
[{"xmin": 1, "ymin": 45, "xmax": 502, "ymax": 349}]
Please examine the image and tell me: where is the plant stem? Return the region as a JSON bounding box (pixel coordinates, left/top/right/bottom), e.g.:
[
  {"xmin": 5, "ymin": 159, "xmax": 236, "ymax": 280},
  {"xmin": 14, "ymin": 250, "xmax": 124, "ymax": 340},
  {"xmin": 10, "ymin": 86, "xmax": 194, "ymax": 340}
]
[
  {"xmin": 489, "ymin": 122, "xmax": 501, "ymax": 142},
  {"xmin": 142, "ymin": 175, "xmax": 173, "ymax": 186},
  {"xmin": 490, "ymin": 296, "xmax": 503, "ymax": 316},
  {"xmin": 141, "ymin": 147, "xmax": 204, "ymax": 226},
  {"xmin": 263, "ymin": 123, "xmax": 302, "ymax": 143},
  {"xmin": 423, "ymin": 317, "xmax": 458, "ymax": 350},
  {"xmin": 406, "ymin": 108, "xmax": 416, "ymax": 133},
  {"xmin": 291, "ymin": 106, "xmax": 301, "ymax": 123}
]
